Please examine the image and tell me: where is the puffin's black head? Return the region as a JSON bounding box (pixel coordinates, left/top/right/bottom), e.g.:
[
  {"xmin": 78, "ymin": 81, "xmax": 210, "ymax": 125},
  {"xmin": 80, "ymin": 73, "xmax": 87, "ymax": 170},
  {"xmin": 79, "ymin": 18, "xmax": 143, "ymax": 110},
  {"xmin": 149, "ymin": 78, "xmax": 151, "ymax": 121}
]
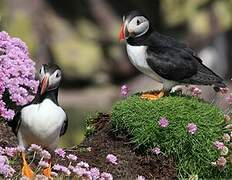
[
  {"xmin": 38, "ymin": 64, "xmax": 62, "ymax": 95},
  {"xmin": 119, "ymin": 11, "xmax": 150, "ymax": 41}
]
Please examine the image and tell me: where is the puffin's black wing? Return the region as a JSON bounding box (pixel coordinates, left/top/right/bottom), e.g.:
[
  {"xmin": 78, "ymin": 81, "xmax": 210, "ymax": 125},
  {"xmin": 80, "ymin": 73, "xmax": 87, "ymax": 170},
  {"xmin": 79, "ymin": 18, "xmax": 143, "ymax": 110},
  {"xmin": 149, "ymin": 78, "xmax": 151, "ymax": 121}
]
[
  {"xmin": 145, "ymin": 32, "xmax": 226, "ymax": 88},
  {"xmin": 60, "ymin": 115, "xmax": 68, "ymax": 136},
  {"xmin": 7, "ymin": 111, "xmax": 21, "ymax": 136}
]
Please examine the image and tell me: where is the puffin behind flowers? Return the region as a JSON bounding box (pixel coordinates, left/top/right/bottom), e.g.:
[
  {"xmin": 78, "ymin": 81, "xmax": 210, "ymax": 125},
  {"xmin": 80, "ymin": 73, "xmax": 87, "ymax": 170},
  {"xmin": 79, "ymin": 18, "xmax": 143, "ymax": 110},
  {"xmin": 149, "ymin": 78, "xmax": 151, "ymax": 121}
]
[
  {"xmin": 8, "ymin": 64, "xmax": 68, "ymax": 178},
  {"xmin": 119, "ymin": 11, "xmax": 226, "ymax": 100}
]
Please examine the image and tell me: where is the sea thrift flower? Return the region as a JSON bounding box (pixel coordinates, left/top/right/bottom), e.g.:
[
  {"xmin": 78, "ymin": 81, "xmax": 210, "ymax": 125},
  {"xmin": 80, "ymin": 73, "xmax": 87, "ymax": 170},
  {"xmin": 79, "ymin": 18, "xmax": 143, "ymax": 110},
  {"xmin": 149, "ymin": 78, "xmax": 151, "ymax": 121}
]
[
  {"xmin": 106, "ymin": 154, "xmax": 118, "ymax": 165},
  {"xmin": 90, "ymin": 167, "xmax": 100, "ymax": 180},
  {"xmin": 220, "ymin": 146, "xmax": 229, "ymax": 156},
  {"xmin": 190, "ymin": 86, "xmax": 202, "ymax": 96},
  {"xmin": 38, "ymin": 160, "xmax": 49, "ymax": 168},
  {"xmin": 187, "ymin": 123, "xmax": 197, "ymax": 135},
  {"xmin": 0, "ymin": 155, "xmax": 15, "ymax": 177},
  {"xmin": 223, "ymin": 134, "xmax": 230, "ymax": 143},
  {"xmin": 226, "ymin": 93, "xmax": 232, "ymax": 104},
  {"xmin": 53, "ymin": 164, "xmax": 71, "ymax": 175},
  {"xmin": 120, "ymin": 85, "xmax": 129, "ymax": 97},
  {"xmin": 151, "ymin": 147, "xmax": 161, "ymax": 155},
  {"xmin": 66, "ymin": 154, "xmax": 77, "ymax": 161},
  {"xmin": 54, "ymin": 148, "xmax": 66, "ymax": 158},
  {"xmin": 16, "ymin": 146, "xmax": 25, "ymax": 153},
  {"xmin": 40, "ymin": 150, "xmax": 51, "ymax": 159},
  {"xmin": 4, "ymin": 147, "xmax": 17, "ymax": 157},
  {"xmin": 0, "ymin": 31, "xmax": 38, "ymax": 120},
  {"xmin": 216, "ymin": 156, "xmax": 227, "ymax": 168},
  {"xmin": 72, "ymin": 166, "xmax": 87, "ymax": 176},
  {"xmin": 213, "ymin": 141, "xmax": 224, "ymax": 150},
  {"xmin": 136, "ymin": 175, "xmax": 145, "ymax": 180},
  {"xmin": 28, "ymin": 144, "xmax": 42, "ymax": 152},
  {"xmin": 76, "ymin": 161, "xmax": 89, "ymax": 168},
  {"xmin": 100, "ymin": 172, "xmax": 113, "ymax": 180},
  {"xmin": 159, "ymin": 117, "xmax": 169, "ymax": 128}
]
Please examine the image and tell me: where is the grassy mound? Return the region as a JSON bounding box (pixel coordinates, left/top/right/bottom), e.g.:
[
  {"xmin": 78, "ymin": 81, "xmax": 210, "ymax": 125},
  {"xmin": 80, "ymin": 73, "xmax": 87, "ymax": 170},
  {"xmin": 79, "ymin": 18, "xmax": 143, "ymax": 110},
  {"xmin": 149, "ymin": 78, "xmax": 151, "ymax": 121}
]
[{"xmin": 111, "ymin": 94, "xmax": 231, "ymax": 178}]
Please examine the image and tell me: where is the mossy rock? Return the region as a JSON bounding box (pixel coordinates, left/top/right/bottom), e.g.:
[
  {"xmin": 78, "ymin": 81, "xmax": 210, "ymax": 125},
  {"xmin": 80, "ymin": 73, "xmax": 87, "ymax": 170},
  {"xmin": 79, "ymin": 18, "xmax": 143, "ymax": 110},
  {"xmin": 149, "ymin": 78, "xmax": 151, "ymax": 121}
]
[{"xmin": 111, "ymin": 94, "xmax": 232, "ymax": 178}]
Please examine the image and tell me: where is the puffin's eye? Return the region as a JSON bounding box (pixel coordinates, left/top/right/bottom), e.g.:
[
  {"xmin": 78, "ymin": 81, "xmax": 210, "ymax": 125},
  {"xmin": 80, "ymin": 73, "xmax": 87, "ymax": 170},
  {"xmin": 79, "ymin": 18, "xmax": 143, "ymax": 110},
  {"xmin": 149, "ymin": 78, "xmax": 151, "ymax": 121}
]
[
  {"xmin": 137, "ymin": 19, "xmax": 140, "ymax": 25},
  {"xmin": 56, "ymin": 71, "xmax": 61, "ymax": 78}
]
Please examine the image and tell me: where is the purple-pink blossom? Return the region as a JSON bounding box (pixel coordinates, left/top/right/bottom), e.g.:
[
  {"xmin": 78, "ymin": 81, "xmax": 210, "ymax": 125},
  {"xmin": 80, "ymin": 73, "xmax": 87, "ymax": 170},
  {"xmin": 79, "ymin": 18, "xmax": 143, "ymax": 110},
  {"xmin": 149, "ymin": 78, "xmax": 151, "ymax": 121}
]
[
  {"xmin": 0, "ymin": 155, "xmax": 15, "ymax": 178},
  {"xmin": 100, "ymin": 172, "xmax": 113, "ymax": 180},
  {"xmin": 187, "ymin": 123, "xmax": 197, "ymax": 135},
  {"xmin": 54, "ymin": 148, "xmax": 66, "ymax": 158},
  {"xmin": 106, "ymin": 154, "xmax": 118, "ymax": 165},
  {"xmin": 90, "ymin": 167, "xmax": 100, "ymax": 180},
  {"xmin": 76, "ymin": 161, "xmax": 89, "ymax": 168},
  {"xmin": 53, "ymin": 164, "xmax": 71, "ymax": 175},
  {"xmin": 40, "ymin": 150, "xmax": 51, "ymax": 159},
  {"xmin": 213, "ymin": 141, "xmax": 224, "ymax": 150},
  {"xmin": 4, "ymin": 147, "xmax": 17, "ymax": 157},
  {"xmin": 151, "ymin": 147, "xmax": 161, "ymax": 155},
  {"xmin": 66, "ymin": 154, "xmax": 77, "ymax": 161},
  {"xmin": 136, "ymin": 175, "xmax": 146, "ymax": 180},
  {"xmin": 120, "ymin": 85, "xmax": 129, "ymax": 97},
  {"xmin": 189, "ymin": 86, "xmax": 202, "ymax": 96},
  {"xmin": 158, "ymin": 117, "xmax": 169, "ymax": 128},
  {"xmin": 28, "ymin": 144, "xmax": 42, "ymax": 152},
  {"xmin": 38, "ymin": 160, "xmax": 49, "ymax": 168},
  {"xmin": 216, "ymin": 156, "xmax": 227, "ymax": 168},
  {"xmin": 0, "ymin": 31, "xmax": 38, "ymax": 120}
]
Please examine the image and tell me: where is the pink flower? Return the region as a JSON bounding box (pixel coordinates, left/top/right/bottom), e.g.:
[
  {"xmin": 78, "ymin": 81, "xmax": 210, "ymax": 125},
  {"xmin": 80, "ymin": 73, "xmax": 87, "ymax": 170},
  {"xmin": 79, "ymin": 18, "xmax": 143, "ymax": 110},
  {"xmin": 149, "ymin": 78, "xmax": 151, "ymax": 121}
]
[
  {"xmin": 151, "ymin": 147, "xmax": 161, "ymax": 155},
  {"xmin": 66, "ymin": 154, "xmax": 77, "ymax": 161},
  {"xmin": 4, "ymin": 147, "xmax": 17, "ymax": 157},
  {"xmin": 54, "ymin": 148, "xmax": 66, "ymax": 158},
  {"xmin": 158, "ymin": 117, "xmax": 169, "ymax": 128},
  {"xmin": 187, "ymin": 123, "xmax": 197, "ymax": 135},
  {"xmin": 189, "ymin": 86, "xmax": 202, "ymax": 96},
  {"xmin": 213, "ymin": 141, "xmax": 224, "ymax": 150},
  {"xmin": 136, "ymin": 175, "xmax": 145, "ymax": 180},
  {"xmin": 76, "ymin": 161, "xmax": 89, "ymax": 168},
  {"xmin": 120, "ymin": 85, "xmax": 129, "ymax": 97},
  {"xmin": 53, "ymin": 164, "xmax": 71, "ymax": 175},
  {"xmin": 100, "ymin": 172, "xmax": 113, "ymax": 180},
  {"xmin": 40, "ymin": 150, "xmax": 51, "ymax": 159},
  {"xmin": 38, "ymin": 160, "xmax": 49, "ymax": 168},
  {"xmin": 106, "ymin": 154, "xmax": 118, "ymax": 165},
  {"xmin": 90, "ymin": 167, "xmax": 100, "ymax": 180},
  {"xmin": 216, "ymin": 156, "xmax": 227, "ymax": 168},
  {"xmin": 28, "ymin": 144, "xmax": 42, "ymax": 152}
]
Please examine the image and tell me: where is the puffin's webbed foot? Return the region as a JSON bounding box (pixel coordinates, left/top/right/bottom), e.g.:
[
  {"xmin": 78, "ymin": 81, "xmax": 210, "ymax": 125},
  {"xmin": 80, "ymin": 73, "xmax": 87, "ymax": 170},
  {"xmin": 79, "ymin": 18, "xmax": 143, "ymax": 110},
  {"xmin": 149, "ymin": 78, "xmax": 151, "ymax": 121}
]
[
  {"xmin": 21, "ymin": 152, "xmax": 34, "ymax": 178},
  {"xmin": 141, "ymin": 90, "xmax": 167, "ymax": 100},
  {"xmin": 43, "ymin": 159, "xmax": 52, "ymax": 178}
]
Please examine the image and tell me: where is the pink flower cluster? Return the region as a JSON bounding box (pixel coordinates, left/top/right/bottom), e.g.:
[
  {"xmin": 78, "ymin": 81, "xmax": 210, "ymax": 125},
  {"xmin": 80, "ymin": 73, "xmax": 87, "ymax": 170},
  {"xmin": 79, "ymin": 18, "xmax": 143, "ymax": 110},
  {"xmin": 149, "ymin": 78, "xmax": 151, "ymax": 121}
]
[
  {"xmin": 106, "ymin": 154, "xmax": 118, "ymax": 165},
  {"xmin": 120, "ymin": 85, "xmax": 129, "ymax": 97},
  {"xmin": 0, "ymin": 31, "xmax": 38, "ymax": 120},
  {"xmin": 187, "ymin": 123, "xmax": 197, "ymax": 135},
  {"xmin": 159, "ymin": 117, "xmax": 169, "ymax": 128},
  {"xmin": 189, "ymin": 86, "xmax": 202, "ymax": 96}
]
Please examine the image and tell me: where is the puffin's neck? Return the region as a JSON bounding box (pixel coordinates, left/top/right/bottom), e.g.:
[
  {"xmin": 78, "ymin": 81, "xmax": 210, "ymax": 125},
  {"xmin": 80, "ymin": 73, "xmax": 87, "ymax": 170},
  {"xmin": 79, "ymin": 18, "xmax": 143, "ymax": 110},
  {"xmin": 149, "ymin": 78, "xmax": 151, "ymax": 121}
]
[
  {"xmin": 126, "ymin": 27, "xmax": 153, "ymax": 46},
  {"xmin": 32, "ymin": 86, "xmax": 59, "ymax": 105}
]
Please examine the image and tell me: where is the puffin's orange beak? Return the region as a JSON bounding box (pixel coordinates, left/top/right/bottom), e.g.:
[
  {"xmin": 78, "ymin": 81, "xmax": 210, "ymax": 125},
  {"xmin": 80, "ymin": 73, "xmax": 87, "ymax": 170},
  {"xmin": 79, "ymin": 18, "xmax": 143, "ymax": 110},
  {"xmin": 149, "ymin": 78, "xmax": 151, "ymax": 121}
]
[
  {"xmin": 40, "ymin": 75, "xmax": 49, "ymax": 95},
  {"xmin": 118, "ymin": 24, "xmax": 125, "ymax": 41}
]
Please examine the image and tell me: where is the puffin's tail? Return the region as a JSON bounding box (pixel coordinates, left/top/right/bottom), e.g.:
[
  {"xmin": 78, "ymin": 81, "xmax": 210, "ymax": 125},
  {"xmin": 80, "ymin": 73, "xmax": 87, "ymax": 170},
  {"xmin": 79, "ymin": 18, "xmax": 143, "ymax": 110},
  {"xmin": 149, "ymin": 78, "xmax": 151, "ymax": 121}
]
[{"xmin": 213, "ymin": 82, "xmax": 227, "ymax": 92}]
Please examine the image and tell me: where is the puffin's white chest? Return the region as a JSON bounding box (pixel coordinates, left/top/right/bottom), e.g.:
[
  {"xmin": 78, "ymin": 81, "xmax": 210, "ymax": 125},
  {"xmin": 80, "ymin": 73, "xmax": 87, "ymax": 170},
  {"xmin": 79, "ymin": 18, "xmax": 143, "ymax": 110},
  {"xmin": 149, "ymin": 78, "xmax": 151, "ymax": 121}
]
[
  {"xmin": 126, "ymin": 44, "xmax": 164, "ymax": 82},
  {"xmin": 19, "ymin": 99, "xmax": 66, "ymax": 149}
]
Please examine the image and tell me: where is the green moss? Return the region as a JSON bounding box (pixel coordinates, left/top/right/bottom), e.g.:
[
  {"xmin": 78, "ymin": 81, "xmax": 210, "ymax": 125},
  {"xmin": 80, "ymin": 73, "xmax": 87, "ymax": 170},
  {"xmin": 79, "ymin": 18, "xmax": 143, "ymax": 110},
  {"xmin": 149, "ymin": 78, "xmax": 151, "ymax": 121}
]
[{"xmin": 111, "ymin": 94, "xmax": 231, "ymax": 178}]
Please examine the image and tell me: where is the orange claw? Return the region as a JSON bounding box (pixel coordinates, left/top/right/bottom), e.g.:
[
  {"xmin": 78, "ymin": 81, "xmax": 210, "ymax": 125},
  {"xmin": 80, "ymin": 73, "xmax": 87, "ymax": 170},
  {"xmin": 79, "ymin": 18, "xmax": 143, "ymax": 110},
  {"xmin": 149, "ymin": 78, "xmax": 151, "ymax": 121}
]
[{"xmin": 21, "ymin": 152, "xmax": 34, "ymax": 178}]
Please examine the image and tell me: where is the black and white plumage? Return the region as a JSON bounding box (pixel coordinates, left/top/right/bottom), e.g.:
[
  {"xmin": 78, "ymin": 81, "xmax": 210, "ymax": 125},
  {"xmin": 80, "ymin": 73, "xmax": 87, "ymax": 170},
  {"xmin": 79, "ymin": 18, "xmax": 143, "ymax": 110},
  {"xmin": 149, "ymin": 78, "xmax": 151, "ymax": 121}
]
[
  {"xmin": 8, "ymin": 64, "xmax": 68, "ymax": 151},
  {"xmin": 119, "ymin": 11, "xmax": 226, "ymax": 92}
]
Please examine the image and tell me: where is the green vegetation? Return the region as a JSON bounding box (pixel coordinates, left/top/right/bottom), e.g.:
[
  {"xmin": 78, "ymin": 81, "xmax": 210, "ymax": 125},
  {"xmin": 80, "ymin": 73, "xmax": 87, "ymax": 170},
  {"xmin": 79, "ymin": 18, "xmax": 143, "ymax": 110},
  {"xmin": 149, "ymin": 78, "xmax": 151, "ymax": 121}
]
[{"xmin": 111, "ymin": 94, "xmax": 231, "ymax": 178}]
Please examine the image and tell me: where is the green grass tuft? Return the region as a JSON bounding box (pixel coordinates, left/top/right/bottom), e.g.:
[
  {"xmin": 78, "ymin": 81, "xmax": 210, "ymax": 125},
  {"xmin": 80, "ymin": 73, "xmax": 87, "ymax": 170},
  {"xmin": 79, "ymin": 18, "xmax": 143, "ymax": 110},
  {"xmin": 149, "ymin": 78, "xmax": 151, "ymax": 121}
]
[{"xmin": 111, "ymin": 94, "xmax": 231, "ymax": 178}]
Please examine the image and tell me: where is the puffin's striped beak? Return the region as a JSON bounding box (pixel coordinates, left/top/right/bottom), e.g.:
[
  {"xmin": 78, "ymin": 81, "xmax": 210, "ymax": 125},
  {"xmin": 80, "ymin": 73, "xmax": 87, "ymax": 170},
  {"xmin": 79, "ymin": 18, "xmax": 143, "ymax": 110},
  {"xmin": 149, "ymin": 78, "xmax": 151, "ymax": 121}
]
[
  {"xmin": 41, "ymin": 75, "xmax": 49, "ymax": 95},
  {"xmin": 119, "ymin": 24, "xmax": 125, "ymax": 41}
]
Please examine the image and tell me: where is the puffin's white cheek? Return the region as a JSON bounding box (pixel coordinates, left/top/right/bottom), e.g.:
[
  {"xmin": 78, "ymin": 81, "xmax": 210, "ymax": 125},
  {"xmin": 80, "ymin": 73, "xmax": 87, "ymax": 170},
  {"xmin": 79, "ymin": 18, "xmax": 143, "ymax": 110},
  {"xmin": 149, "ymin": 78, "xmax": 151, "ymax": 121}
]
[{"xmin": 134, "ymin": 22, "xmax": 149, "ymax": 35}]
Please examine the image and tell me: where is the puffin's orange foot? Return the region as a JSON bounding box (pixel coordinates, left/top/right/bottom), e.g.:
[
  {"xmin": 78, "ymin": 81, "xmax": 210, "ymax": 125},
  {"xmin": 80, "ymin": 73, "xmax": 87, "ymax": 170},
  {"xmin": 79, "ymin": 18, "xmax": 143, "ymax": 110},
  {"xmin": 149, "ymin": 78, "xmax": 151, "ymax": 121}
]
[
  {"xmin": 43, "ymin": 163, "xmax": 52, "ymax": 179},
  {"xmin": 22, "ymin": 163, "xmax": 34, "ymax": 178},
  {"xmin": 141, "ymin": 91, "xmax": 165, "ymax": 100}
]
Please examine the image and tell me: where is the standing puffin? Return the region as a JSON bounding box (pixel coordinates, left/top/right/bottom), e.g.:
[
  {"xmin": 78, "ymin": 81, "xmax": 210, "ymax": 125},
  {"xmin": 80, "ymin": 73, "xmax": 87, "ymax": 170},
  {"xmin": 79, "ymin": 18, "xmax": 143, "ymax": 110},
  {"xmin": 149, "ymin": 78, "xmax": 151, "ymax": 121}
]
[
  {"xmin": 8, "ymin": 64, "xmax": 68, "ymax": 178},
  {"xmin": 119, "ymin": 11, "xmax": 226, "ymax": 100}
]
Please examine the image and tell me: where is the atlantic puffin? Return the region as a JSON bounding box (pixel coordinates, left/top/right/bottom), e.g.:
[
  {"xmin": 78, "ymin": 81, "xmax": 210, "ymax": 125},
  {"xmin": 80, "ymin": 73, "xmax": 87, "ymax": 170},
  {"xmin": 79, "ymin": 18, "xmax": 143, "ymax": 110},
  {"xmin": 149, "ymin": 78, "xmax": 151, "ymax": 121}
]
[
  {"xmin": 119, "ymin": 11, "xmax": 226, "ymax": 100},
  {"xmin": 8, "ymin": 64, "xmax": 68, "ymax": 178}
]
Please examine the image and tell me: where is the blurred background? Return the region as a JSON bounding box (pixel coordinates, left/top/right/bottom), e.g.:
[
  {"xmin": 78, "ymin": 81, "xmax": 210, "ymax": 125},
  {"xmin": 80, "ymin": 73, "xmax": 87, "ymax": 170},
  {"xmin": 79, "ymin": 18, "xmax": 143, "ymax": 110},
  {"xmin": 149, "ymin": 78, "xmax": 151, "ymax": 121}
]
[{"xmin": 0, "ymin": 0, "xmax": 232, "ymax": 146}]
